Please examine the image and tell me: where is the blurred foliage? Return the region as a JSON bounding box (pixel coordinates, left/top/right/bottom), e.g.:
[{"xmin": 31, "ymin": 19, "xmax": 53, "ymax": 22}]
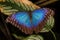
[
  {"xmin": 40, "ymin": 15, "xmax": 54, "ymax": 32},
  {"xmin": 0, "ymin": 0, "xmax": 40, "ymax": 16},
  {"xmin": 24, "ymin": 35, "xmax": 44, "ymax": 40},
  {"xmin": 13, "ymin": 34, "xmax": 44, "ymax": 40},
  {"xmin": 35, "ymin": 0, "xmax": 58, "ymax": 6}
]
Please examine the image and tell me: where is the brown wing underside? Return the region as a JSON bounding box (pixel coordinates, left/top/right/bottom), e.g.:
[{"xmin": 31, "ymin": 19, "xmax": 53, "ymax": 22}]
[{"xmin": 6, "ymin": 8, "xmax": 54, "ymax": 34}]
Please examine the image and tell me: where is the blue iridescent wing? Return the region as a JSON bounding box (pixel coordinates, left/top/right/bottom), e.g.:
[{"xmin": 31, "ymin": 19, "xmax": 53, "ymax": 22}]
[
  {"xmin": 32, "ymin": 8, "xmax": 48, "ymax": 33},
  {"xmin": 12, "ymin": 12, "xmax": 32, "ymax": 27},
  {"xmin": 6, "ymin": 12, "xmax": 33, "ymax": 34},
  {"xmin": 32, "ymin": 8, "xmax": 47, "ymax": 26}
]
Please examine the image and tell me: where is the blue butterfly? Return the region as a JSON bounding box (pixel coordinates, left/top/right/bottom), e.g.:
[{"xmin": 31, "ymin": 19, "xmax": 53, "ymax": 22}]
[{"xmin": 6, "ymin": 8, "xmax": 53, "ymax": 34}]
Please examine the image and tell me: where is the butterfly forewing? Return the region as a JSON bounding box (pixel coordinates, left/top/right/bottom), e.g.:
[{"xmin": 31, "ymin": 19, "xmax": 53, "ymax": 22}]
[
  {"xmin": 12, "ymin": 12, "xmax": 32, "ymax": 27},
  {"xmin": 32, "ymin": 8, "xmax": 47, "ymax": 26}
]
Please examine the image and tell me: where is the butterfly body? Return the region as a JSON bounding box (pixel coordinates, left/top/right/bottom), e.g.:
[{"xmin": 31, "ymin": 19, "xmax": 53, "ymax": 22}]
[{"xmin": 6, "ymin": 8, "xmax": 54, "ymax": 34}]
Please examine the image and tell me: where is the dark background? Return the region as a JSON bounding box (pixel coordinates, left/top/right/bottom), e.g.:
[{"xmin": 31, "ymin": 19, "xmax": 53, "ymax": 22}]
[
  {"xmin": 46, "ymin": 1, "xmax": 60, "ymax": 40},
  {"xmin": 32, "ymin": 0, "xmax": 60, "ymax": 40},
  {"xmin": 37, "ymin": 1, "xmax": 60, "ymax": 40},
  {"xmin": 0, "ymin": 0, "xmax": 60, "ymax": 40}
]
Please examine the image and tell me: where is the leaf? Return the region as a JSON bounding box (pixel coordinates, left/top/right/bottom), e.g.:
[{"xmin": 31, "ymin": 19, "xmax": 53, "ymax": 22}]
[
  {"xmin": 12, "ymin": 34, "xmax": 44, "ymax": 40},
  {"xmin": 0, "ymin": 0, "xmax": 40, "ymax": 15},
  {"xmin": 0, "ymin": 4, "xmax": 18, "ymax": 15},
  {"xmin": 0, "ymin": 0, "xmax": 6, "ymax": 2},
  {"xmin": 40, "ymin": 16, "xmax": 54, "ymax": 32},
  {"xmin": 24, "ymin": 35, "xmax": 44, "ymax": 40},
  {"xmin": 12, "ymin": 34, "xmax": 23, "ymax": 40},
  {"xmin": 35, "ymin": 0, "xmax": 58, "ymax": 6},
  {"xmin": 6, "ymin": 0, "xmax": 40, "ymax": 11}
]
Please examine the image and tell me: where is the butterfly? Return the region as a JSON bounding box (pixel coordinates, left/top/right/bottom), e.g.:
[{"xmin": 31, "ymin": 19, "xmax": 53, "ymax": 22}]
[{"xmin": 6, "ymin": 8, "xmax": 54, "ymax": 34}]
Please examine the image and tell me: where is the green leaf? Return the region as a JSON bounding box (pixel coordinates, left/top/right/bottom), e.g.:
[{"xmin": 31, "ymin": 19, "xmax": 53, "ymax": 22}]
[
  {"xmin": 6, "ymin": 0, "xmax": 40, "ymax": 11},
  {"xmin": 12, "ymin": 34, "xmax": 23, "ymax": 40},
  {"xmin": 0, "ymin": 0, "xmax": 40, "ymax": 15},
  {"xmin": 0, "ymin": 5, "xmax": 18, "ymax": 15},
  {"xmin": 40, "ymin": 16, "xmax": 54, "ymax": 32},
  {"xmin": 12, "ymin": 34, "xmax": 44, "ymax": 40},
  {"xmin": 24, "ymin": 35, "xmax": 44, "ymax": 40}
]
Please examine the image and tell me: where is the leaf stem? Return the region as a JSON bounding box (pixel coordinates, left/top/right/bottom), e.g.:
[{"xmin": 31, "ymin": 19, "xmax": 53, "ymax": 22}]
[{"xmin": 50, "ymin": 30, "xmax": 56, "ymax": 40}]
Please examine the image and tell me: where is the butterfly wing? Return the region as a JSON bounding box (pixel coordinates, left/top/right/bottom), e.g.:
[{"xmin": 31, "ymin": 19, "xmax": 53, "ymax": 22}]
[
  {"xmin": 32, "ymin": 8, "xmax": 47, "ymax": 26},
  {"xmin": 6, "ymin": 12, "xmax": 33, "ymax": 34},
  {"xmin": 32, "ymin": 8, "xmax": 53, "ymax": 33}
]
